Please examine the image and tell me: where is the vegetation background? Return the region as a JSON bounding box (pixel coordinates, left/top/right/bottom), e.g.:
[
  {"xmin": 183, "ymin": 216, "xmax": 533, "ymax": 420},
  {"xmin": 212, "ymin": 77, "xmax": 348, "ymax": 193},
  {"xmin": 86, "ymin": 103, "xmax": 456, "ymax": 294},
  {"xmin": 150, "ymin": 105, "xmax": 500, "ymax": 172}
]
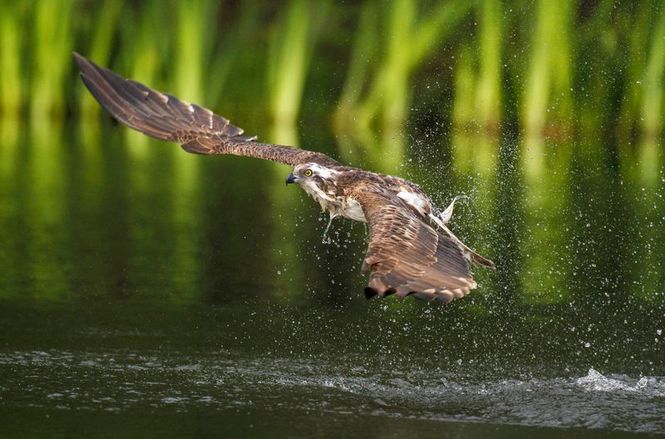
[
  {"xmin": 2, "ymin": 1, "xmax": 663, "ymax": 146},
  {"xmin": 0, "ymin": 0, "xmax": 663, "ymax": 309}
]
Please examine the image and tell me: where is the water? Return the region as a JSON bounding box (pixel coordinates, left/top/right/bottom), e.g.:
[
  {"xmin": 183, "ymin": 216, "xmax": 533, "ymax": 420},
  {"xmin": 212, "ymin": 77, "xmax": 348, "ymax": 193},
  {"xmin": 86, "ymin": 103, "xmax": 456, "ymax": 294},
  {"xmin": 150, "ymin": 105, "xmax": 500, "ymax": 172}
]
[
  {"xmin": 2, "ymin": 301, "xmax": 664, "ymax": 437},
  {"xmin": 0, "ymin": 121, "xmax": 664, "ymax": 437}
]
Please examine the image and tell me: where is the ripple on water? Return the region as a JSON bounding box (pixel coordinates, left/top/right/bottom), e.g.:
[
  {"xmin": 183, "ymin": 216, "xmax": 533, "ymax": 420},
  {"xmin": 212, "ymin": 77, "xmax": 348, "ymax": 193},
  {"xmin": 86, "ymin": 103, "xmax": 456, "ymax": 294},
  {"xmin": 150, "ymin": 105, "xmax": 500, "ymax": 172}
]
[{"xmin": 1, "ymin": 350, "xmax": 664, "ymax": 433}]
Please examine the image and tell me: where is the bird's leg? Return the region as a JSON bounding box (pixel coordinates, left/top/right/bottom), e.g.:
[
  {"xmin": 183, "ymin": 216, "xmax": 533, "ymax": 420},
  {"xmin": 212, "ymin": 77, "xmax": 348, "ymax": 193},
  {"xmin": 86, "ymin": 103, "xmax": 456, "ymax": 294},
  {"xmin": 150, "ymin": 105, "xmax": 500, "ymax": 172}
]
[
  {"xmin": 322, "ymin": 213, "xmax": 338, "ymax": 244},
  {"xmin": 440, "ymin": 195, "xmax": 468, "ymax": 224}
]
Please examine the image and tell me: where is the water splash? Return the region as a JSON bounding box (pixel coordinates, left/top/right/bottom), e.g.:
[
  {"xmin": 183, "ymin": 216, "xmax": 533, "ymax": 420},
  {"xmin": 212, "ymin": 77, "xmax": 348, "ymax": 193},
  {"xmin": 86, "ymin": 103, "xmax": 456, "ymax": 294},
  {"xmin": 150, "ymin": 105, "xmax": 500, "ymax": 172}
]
[{"xmin": 2, "ymin": 350, "xmax": 664, "ymax": 433}]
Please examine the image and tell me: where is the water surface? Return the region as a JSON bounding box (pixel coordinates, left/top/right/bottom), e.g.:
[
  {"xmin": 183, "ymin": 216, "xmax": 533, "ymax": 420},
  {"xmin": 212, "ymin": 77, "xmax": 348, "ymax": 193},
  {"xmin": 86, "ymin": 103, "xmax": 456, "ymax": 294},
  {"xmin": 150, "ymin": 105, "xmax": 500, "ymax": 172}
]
[{"xmin": 0, "ymin": 122, "xmax": 663, "ymax": 437}]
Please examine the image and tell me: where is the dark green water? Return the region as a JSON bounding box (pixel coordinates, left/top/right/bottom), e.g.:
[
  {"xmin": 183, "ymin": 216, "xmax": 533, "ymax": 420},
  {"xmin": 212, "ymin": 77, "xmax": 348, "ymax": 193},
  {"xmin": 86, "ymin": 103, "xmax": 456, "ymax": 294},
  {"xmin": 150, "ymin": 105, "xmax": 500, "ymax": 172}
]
[{"xmin": 0, "ymin": 120, "xmax": 664, "ymax": 437}]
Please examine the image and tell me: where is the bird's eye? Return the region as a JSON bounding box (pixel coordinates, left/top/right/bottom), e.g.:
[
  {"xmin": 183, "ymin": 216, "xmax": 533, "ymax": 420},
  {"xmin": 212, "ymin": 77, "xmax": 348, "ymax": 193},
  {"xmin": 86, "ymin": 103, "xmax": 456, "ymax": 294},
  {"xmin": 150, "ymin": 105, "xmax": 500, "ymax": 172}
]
[{"xmin": 304, "ymin": 169, "xmax": 313, "ymax": 177}]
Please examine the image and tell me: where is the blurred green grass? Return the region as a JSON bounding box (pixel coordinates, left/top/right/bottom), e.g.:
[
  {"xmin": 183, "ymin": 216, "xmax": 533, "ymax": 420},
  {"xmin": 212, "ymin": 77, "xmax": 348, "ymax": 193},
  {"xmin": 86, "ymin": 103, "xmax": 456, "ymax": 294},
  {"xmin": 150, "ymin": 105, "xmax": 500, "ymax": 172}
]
[
  {"xmin": 0, "ymin": 1, "xmax": 662, "ymax": 152},
  {"xmin": 0, "ymin": 0, "xmax": 663, "ymax": 308}
]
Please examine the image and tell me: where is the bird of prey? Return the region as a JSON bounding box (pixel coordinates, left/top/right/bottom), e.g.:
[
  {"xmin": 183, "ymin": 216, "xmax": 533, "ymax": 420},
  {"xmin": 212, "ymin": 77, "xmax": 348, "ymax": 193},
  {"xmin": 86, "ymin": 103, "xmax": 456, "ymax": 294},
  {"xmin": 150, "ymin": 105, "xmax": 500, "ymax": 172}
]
[{"xmin": 74, "ymin": 52, "xmax": 495, "ymax": 304}]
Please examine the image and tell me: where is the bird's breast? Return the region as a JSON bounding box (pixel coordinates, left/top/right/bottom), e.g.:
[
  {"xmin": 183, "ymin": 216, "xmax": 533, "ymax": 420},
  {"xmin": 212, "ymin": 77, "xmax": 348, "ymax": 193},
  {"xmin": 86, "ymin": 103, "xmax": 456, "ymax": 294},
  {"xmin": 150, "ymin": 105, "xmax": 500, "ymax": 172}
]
[{"xmin": 299, "ymin": 181, "xmax": 366, "ymax": 222}]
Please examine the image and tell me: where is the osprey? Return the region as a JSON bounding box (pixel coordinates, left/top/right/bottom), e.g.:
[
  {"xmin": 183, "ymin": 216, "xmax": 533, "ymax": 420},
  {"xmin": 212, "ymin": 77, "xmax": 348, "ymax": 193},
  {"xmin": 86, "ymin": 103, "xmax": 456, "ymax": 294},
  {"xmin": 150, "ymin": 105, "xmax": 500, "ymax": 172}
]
[{"xmin": 74, "ymin": 53, "xmax": 495, "ymax": 305}]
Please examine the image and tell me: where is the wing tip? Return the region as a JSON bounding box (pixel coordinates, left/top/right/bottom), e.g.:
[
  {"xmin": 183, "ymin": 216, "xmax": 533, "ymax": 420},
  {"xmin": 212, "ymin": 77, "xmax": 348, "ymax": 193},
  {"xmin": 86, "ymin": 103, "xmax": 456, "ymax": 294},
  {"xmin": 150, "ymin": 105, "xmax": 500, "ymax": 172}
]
[
  {"xmin": 73, "ymin": 51, "xmax": 96, "ymax": 76},
  {"xmin": 72, "ymin": 51, "xmax": 84, "ymax": 62}
]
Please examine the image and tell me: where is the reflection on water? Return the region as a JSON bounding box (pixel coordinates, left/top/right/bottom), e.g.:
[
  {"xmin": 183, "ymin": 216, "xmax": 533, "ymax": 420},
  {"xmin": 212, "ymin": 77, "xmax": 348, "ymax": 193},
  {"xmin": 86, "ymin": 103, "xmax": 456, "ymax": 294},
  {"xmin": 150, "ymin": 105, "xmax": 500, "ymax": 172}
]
[{"xmin": 0, "ymin": 120, "xmax": 663, "ymax": 437}]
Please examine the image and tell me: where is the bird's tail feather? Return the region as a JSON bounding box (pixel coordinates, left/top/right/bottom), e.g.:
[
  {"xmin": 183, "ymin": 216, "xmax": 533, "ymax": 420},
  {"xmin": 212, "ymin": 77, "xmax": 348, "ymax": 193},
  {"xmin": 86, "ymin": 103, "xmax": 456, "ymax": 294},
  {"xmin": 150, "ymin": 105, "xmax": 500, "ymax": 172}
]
[
  {"xmin": 469, "ymin": 250, "xmax": 496, "ymax": 270},
  {"xmin": 436, "ymin": 223, "xmax": 495, "ymax": 270}
]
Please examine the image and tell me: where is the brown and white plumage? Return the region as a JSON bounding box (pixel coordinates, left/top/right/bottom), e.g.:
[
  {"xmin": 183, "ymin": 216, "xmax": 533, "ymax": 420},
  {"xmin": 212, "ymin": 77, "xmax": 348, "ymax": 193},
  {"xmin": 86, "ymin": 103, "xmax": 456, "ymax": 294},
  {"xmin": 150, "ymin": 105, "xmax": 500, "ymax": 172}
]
[{"xmin": 75, "ymin": 52, "xmax": 494, "ymax": 305}]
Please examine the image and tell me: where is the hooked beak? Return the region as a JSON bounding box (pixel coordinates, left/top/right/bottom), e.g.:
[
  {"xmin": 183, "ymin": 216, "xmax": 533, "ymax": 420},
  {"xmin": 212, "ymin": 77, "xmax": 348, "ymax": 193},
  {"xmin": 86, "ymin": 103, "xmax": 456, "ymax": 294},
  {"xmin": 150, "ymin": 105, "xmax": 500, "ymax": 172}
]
[{"xmin": 285, "ymin": 173, "xmax": 297, "ymax": 185}]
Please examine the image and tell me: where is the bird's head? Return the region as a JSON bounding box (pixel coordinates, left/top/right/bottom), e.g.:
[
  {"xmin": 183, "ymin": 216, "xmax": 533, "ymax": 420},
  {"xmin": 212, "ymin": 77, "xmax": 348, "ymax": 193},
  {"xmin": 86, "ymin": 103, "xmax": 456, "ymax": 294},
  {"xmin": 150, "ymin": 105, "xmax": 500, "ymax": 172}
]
[
  {"xmin": 285, "ymin": 163, "xmax": 340, "ymax": 201},
  {"xmin": 285, "ymin": 163, "xmax": 338, "ymax": 185}
]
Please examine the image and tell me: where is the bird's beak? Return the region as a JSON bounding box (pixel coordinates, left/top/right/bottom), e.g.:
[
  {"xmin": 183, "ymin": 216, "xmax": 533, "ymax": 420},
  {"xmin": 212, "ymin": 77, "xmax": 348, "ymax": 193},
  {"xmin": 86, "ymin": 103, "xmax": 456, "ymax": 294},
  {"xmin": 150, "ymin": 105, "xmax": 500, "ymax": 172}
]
[{"xmin": 285, "ymin": 173, "xmax": 297, "ymax": 185}]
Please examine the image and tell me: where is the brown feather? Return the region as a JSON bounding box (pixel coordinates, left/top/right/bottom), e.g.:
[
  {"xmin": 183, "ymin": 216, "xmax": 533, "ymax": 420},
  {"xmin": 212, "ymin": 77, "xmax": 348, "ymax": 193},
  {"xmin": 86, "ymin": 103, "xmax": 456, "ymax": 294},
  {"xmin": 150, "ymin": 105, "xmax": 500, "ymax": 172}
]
[
  {"xmin": 353, "ymin": 185, "xmax": 479, "ymax": 304},
  {"xmin": 74, "ymin": 52, "xmax": 339, "ymax": 167}
]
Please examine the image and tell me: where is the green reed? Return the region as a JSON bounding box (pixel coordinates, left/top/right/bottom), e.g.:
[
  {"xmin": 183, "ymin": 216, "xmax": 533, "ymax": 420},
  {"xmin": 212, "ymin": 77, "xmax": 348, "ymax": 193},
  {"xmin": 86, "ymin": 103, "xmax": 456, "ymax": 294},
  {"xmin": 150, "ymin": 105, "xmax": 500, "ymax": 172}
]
[
  {"xmin": 452, "ymin": 46, "xmax": 476, "ymax": 135},
  {"xmin": 0, "ymin": 1, "xmax": 662, "ymax": 162},
  {"xmin": 77, "ymin": 0, "xmax": 124, "ymax": 117},
  {"xmin": 453, "ymin": 0, "xmax": 503, "ymax": 134},
  {"xmin": 0, "ymin": 2, "xmax": 25, "ymax": 118},
  {"xmin": 475, "ymin": 0, "xmax": 502, "ymax": 131},
  {"xmin": 173, "ymin": 0, "xmax": 220, "ymax": 104},
  {"xmin": 336, "ymin": 0, "xmax": 473, "ymax": 171},
  {"xmin": 30, "ymin": 0, "xmax": 75, "ymax": 122},
  {"xmin": 641, "ymin": 10, "xmax": 665, "ymax": 139},
  {"xmin": 267, "ymin": 0, "xmax": 329, "ymax": 132},
  {"xmin": 615, "ymin": 2, "xmax": 649, "ymax": 142},
  {"xmin": 359, "ymin": 0, "xmax": 472, "ymax": 132},
  {"xmin": 522, "ymin": 0, "xmax": 574, "ymax": 140},
  {"xmin": 333, "ymin": 1, "xmax": 378, "ymax": 134}
]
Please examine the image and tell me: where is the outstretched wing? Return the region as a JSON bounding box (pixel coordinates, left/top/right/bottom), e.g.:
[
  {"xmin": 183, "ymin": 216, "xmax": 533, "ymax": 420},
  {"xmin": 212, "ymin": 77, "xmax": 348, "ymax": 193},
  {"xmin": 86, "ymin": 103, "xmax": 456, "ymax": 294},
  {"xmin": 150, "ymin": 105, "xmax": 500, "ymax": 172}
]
[
  {"xmin": 74, "ymin": 53, "xmax": 339, "ymax": 167},
  {"xmin": 357, "ymin": 188, "xmax": 478, "ymax": 304}
]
